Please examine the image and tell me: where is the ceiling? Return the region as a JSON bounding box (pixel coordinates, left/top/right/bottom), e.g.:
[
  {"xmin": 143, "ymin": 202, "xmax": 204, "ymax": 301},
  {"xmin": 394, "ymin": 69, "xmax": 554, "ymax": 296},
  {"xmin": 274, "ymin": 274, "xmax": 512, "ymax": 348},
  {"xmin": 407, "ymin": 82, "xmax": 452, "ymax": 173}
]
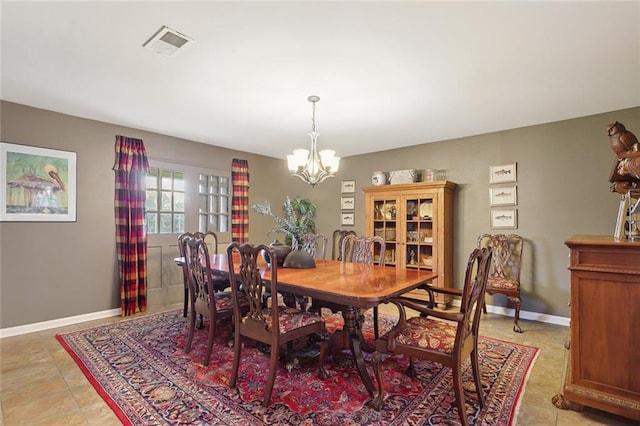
[{"xmin": 2, "ymin": 1, "xmax": 639, "ymax": 160}]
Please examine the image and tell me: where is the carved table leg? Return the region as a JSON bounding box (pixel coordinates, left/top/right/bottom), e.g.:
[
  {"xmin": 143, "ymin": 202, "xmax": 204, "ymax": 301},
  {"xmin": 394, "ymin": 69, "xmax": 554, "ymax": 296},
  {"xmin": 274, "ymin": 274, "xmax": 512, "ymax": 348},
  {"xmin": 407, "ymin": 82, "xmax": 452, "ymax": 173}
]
[{"xmin": 341, "ymin": 306, "xmax": 376, "ymax": 396}]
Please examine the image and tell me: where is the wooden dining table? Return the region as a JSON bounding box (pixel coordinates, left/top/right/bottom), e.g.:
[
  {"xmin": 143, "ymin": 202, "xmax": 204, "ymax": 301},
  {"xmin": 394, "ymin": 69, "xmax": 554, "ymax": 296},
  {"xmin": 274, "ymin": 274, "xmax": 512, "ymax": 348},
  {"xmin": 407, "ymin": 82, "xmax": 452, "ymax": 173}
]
[{"xmin": 207, "ymin": 252, "xmax": 438, "ymax": 396}]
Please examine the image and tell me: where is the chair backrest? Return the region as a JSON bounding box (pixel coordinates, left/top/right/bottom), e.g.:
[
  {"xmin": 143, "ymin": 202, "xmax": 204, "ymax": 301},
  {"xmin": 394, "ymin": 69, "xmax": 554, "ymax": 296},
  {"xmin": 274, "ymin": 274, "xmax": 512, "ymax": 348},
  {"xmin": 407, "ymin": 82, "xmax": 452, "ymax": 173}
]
[
  {"xmin": 477, "ymin": 234, "xmax": 524, "ymax": 282},
  {"xmin": 226, "ymin": 242, "xmax": 280, "ymax": 335},
  {"xmin": 341, "ymin": 234, "xmax": 386, "ymax": 266},
  {"xmin": 457, "ymin": 247, "xmax": 493, "ymax": 342},
  {"xmin": 194, "ymin": 231, "xmax": 221, "ymax": 255},
  {"xmin": 185, "ymin": 235, "xmax": 217, "ymax": 317},
  {"xmin": 300, "ymin": 233, "xmax": 328, "ymax": 259},
  {"xmin": 178, "ymin": 232, "xmax": 194, "ymax": 284},
  {"xmin": 331, "ymin": 230, "xmax": 357, "ymax": 260}
]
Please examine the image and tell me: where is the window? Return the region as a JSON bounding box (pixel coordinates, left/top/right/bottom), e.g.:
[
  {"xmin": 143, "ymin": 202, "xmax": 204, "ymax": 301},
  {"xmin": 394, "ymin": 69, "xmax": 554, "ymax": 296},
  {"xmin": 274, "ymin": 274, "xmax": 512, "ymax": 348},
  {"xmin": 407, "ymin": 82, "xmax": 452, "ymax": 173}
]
[
  {"xmin": 198, "ymin": 174, "xmax": 230, "ymax": 233},
  {"xmin": 145, "ymin": 167, "xmax": 185, "ymax": 234}
]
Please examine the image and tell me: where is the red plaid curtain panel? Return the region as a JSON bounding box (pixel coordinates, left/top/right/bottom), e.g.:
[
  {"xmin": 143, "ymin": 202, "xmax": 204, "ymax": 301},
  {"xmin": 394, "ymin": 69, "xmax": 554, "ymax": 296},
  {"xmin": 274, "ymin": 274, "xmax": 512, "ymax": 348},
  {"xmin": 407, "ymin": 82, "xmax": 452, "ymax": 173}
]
[
  {"xmin": 231, "ymin": 159, "xmax": 249, "ymax": 243},
  {"xmin": 113, "ymin": 135, "xmax": 150, "ymax": 316}
]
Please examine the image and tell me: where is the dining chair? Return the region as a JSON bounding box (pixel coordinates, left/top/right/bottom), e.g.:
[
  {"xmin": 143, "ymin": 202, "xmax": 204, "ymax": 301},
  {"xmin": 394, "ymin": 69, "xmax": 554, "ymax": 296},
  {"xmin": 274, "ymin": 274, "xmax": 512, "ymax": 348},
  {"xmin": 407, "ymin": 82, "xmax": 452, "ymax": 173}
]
[
  {"xmin": 226, "ymin": 242, "xmax": 328, "ymax": 407},
  {"xmin": 369, "ymin": 247, "xmax": 492, "ymax": 425},
  {"xmin": 184, "ymin": 235, "xmax": 248, "ymax": 366},
  {"xmin": 331, "ymin": 229, "xmax": 357, "ymax": 260},
  {"xmin": 312, "ymin": 234, "xmax": 386, "ymax": 338},
  {"xmin": 477, "ymin": 233, "xmax": 524, "ymax": 332},
  {"xmin": 300, "ymin": 232, "xmax": 328, "ymax": 260},
  {"xmin": 178, "ymin": 232, "xmax": 194, "ymax": 317},
  {"xmin": 193, "ymin": 231, "xmax": 231, "ymax": 293}
]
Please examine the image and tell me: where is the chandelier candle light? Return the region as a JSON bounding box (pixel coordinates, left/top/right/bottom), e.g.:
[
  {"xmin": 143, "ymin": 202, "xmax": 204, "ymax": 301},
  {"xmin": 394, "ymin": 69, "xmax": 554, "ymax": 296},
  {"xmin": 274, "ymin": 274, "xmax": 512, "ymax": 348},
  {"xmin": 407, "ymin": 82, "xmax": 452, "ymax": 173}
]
[{"xmin": 287, "ymin": 95, "xmax": 340, "ymax": 186}]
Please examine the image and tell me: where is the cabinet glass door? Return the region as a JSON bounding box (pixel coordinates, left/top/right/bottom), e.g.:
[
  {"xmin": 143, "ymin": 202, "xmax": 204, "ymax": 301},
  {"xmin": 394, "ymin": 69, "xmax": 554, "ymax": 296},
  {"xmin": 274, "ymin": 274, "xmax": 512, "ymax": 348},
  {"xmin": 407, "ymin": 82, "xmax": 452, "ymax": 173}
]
[
  {"xmin": 403, "ymin": 195, "xmax": 436, "ymax": 269},
  {"xmin": 372, "ymin": 197, "xmax": 398, "ymax": 265}
]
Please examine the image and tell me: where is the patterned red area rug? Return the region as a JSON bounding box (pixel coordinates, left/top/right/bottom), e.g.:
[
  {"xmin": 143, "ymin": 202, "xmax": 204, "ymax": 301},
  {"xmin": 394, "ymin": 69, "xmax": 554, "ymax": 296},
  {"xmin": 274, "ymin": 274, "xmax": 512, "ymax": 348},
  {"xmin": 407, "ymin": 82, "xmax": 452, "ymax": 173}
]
[{"xmin": 56, "ymin": 309, "xmax": 538, "ymax": 425}]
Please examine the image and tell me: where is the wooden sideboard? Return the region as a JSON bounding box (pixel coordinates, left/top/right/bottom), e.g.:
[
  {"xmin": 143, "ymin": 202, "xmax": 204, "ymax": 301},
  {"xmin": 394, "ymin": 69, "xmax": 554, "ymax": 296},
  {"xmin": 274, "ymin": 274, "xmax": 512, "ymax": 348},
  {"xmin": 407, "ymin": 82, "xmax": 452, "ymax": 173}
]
[{"xmin": 558, "ymin": 235, "xmax": 640, "ymax": 421}]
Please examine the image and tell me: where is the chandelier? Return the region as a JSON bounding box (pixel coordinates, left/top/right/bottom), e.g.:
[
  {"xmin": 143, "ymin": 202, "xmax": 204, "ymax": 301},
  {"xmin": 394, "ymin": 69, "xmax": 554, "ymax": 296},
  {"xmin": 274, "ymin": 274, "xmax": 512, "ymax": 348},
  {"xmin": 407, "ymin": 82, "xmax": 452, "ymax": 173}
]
[{"xmin": 287, "ymin": 95, "xmax": 340, "ymax": 186}]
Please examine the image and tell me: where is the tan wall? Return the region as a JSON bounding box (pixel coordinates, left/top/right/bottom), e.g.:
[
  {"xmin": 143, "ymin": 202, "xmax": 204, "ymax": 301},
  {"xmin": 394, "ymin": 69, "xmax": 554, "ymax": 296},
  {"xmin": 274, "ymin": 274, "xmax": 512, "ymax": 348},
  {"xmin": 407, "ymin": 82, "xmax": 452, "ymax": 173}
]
[{"xmin": 1, "ymin": 100, "xmax": 639, "ymax": 327}]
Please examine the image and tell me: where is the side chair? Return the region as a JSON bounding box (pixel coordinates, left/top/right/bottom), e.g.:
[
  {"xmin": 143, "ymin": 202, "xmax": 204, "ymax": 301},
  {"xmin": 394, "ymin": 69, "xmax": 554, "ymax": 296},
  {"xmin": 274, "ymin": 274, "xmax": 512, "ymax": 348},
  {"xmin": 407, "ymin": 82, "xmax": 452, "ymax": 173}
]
[
  {"xmin": 226, "ymin": 242, "xmax": 328, "ymax": 407},
  {"xmin": 311, "ymin": 234, "xmax": 386, "ymax": 338},
  {"xmin": 331, "ymin": 229, "xmax": 357, "ymax": 260},
  {"xmin": 477, "ymin": 233, "xmax": 524, "ymax": 332},
  {"xmin": 184, "ymin": 235, "xmax": 248, "ymax": 366},
  {"xmin": 194, "ymin": 231, "xmax": 231, "ymax": 293},
  {"xmin": 178, "ymin": 232, "xmax": 194, "ymax": 317},
  {"xmin": 369, "ymin": 247, "xmax": 493, "ymax": 426}
]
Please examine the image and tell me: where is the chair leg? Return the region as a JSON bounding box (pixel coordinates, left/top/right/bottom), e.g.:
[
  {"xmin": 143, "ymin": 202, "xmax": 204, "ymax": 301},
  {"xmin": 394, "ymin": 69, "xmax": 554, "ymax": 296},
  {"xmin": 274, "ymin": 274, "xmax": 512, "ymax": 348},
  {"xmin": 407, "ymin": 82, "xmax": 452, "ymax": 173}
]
[
  {"xmin": 183, "ymin": 287, "xmax": 189, "ymax": 317},
  {"xmin": 511, "ymin": 296, "xmax": 522, "ymax": 333},
  {"xmin": 482, "ymin": 298, "xmax": 487, "ymax": 314},
  {"xmin": 263, "ymin": 344, "xmax": 278, "ymax": 407},
  {"xmin": 317, "ymin": 330, "xmax": 329, "ymax": 380},
  {"xmin": 185, "ymin": 309, "xmax": 196, "ymax": 353},
  {"xmin": 229, "ymin": 328, "xmax": 241, "ymax": 389},
  {"xmin": 471, "ymin": 348, "xmax": 485, "ymax": 408},
  {"xmin": 203, "ymin": 320, "xmax": 215, "ymax": 366},
  {"xmin": 405, "ymin": 357, "xmax": 417, "ymax": 378},
  {"xmin": 452, "ymin": 367, "xmax": 469, "ymax": 426},
  {"xmin": 369, "ymin": 351, "xmax": 386, "ymax": 410}
]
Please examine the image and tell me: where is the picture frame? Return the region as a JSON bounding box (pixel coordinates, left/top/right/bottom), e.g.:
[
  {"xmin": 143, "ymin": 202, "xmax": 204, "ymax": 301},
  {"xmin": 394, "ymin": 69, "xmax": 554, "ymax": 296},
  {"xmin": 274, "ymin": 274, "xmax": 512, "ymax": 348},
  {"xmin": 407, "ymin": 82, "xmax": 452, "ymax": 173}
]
[
  {"xmin": 341, "ymin": 212, "xmax": 355, "ymax": 226},
  {"xmin": 1, "ymin": 142, "xmax": 77, "ymax": 222},
  {"xmin": 490, "ymin": 209, "xmax": 517, "ymax": 229},
  {"xmin": 341, "ymin": 180, "xmax": 356, "ymax": 194},
  {"xmin": 489, "ymin": 163, "xmax": 517, "ymax": 184},
  {"xmin": 489, "ymin": 186, "xmax": 517, "ymax": 206},
  {"xmin": 341, "ymin": 196, "xmax": 355, "ymax": 210}
]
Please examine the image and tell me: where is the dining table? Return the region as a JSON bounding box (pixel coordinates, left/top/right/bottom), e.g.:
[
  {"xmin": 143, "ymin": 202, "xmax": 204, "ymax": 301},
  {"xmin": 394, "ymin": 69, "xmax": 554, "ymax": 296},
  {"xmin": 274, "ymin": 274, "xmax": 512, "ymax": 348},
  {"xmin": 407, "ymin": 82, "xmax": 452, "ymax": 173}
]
[{"xmin": 207, "ymin": 252, "xmax": 438, "ymax": 396}]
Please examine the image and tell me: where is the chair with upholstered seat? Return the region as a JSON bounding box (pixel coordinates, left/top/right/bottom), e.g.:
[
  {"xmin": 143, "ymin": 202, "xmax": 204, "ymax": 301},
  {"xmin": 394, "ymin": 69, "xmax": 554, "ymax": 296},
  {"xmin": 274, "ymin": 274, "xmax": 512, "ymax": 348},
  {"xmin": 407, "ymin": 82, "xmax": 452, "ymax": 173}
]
[
  {"xmin": 370, "ymin": 247, "xmax": 493, "ymax": 426},
  {"xmin": 331, "ymin": 229, "xmax": 357, "ymax": 260},
  {"xmin": 300, "ymin": 232, "xmax": 328, "ymax": 260},
  {"xmin": 178, "ymin": 232, "xmax": 194, "ymax": 317},
  {"xmin": 312, "ymin": 234, "xmax": 386, "ymax": 338},
  {"xmin": 226, "ymin": 242, "xmax": 328, "ymax": 407},
  {"xmin": 183, "ymin": 235, "xmax": 248, "ymax": 366},
  {"xmin": 477, "ymin": 233, "xmax": 524, "ymax": 332},
  {"xmin": 193, "ymin": 231, "xmax": 231, "ymax": 293}
]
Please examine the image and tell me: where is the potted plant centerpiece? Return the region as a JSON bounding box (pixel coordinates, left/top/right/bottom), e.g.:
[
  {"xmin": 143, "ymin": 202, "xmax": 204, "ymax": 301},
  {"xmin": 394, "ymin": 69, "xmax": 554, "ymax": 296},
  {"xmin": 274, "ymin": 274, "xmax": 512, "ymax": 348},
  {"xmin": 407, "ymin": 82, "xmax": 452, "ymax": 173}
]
[{"xmin": 252, "ymin": 196, "xmax": 317, "ymax": 266}]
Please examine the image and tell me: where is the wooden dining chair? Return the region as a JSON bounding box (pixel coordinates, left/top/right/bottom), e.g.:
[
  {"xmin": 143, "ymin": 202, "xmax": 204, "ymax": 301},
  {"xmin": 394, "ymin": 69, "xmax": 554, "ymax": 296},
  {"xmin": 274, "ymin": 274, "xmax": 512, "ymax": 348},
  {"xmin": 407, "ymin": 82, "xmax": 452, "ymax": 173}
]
[
  {"xmin": 300, "ymin": 232, "xmax": 328, "ymax": 260},
  {"xmin": 311, "ymin": 234, "xmax": 386, "ymax": 338},
  {"xmin": 369, "ymin": 247, "xmax": 493, "ymax": 426},
  {"xmin": 193, "ymin": 231, "xmax": 231, "ymax": 293},
  {"xmin": 331, "ymin": 229, "xmax": 357, "ymax": 260},
  {"xmin": 226, "ymin": 242, "xmax": 328, "ymax": 407},
  {"xmin": 183, "ymin": 235, "xmax": 248, "ymax": 366},
  {"xmin": 177, "ymin": 232, "xmax": 194, "ymax": 317},
  {"xmin": 477, "ymin": 233, "xmax": 524, "ymax": 332}
]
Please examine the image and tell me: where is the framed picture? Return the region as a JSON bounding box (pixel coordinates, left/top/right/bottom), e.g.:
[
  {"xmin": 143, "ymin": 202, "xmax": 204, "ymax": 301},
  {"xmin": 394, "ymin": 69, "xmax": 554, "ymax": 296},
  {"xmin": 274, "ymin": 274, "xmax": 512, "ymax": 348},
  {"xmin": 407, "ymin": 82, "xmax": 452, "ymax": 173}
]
[
  {"xmin": 341, "ymin": 212, "xmax": 355, "ymax": 226},
  {"xmin": 1, "ymin": 142, "xmax": 77, "ymax": 222},
  {"xmin": 490, "ymin": 209, "xmax": 517, "ymax": 229},
  {"xmin": 341, "ymin": 196, "xmax": 355, "ymax": 210},
  {"xmin": 489, "ymin": 163, "xmax": 517, "ymax": 184},
  {"xmin": 489, "ymin": 186, "xmax": 517, "ymax": 206},
  {"xmin": 341, "ymin": 180, "xmax": 356, "ymax": 194}
]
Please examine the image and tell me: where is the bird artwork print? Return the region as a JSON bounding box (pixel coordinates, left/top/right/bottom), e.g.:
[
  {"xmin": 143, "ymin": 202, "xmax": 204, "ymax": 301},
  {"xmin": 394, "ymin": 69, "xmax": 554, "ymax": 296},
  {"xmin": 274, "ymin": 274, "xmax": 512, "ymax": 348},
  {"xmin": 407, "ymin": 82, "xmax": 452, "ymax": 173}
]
[{"xmin": 6, "ymin": 162, "xmax": 67, "ymax": 214}]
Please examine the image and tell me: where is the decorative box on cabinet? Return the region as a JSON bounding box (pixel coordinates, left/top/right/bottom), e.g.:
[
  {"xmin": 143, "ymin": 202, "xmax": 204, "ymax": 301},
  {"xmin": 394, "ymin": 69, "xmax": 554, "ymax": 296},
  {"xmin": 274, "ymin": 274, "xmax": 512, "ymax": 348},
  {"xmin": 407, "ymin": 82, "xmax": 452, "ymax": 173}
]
[
  {"xmin": 556, "ymin": 235, "xmax": 640, "ymax": 421},
  {"xmin": 363, "ymin": 181, "xmax": 456, "ymax": 307}
]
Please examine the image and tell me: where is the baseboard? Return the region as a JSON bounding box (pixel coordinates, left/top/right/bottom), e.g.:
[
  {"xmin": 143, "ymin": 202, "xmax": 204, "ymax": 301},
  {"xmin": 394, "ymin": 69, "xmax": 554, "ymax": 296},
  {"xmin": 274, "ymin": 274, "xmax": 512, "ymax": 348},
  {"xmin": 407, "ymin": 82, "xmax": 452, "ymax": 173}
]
[
  {"xmin": 0, "ymin": 308, "xmax": 121, "ymax": 338},
  {"xmin": 450, "ymin": 299, "xmax": 570, "ymax": 327}
]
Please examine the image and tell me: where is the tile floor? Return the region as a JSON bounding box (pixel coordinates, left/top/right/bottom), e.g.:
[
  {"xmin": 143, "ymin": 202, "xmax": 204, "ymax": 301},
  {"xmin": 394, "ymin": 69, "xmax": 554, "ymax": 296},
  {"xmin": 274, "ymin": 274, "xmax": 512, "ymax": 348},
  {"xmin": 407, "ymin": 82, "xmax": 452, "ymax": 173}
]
[{"xmin": 0, "ymin": 304, "xmax": 637, "ymax": 425}]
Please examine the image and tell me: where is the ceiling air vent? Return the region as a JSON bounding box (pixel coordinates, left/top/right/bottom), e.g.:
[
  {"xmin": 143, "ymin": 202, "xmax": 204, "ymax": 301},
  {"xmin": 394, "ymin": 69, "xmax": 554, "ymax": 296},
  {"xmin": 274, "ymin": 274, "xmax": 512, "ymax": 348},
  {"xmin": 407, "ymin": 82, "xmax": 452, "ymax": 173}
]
[{"xmin": 143, "ymin": 26, "xmax": 193, "ymax": 57}]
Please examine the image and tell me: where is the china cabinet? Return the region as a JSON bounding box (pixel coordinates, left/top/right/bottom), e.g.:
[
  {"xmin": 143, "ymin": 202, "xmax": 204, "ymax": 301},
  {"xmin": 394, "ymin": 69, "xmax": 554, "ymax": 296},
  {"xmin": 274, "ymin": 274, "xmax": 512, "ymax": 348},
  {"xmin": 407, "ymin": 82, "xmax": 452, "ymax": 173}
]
[{"xmin": 363, "ymin": 181, "xmax": 456, "ymax": 307}]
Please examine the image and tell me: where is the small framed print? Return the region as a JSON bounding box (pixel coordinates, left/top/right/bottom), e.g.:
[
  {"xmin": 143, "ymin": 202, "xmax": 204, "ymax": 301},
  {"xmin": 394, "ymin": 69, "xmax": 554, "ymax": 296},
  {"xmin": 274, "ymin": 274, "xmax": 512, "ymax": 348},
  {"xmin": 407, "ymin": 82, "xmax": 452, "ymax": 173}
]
[
  {"xmin": 341, "ymin": 212, "xmax": 355, "ymax": 226},
  {"xmin": 491, "ymin": 209, "xmax": 517, "ymax": 229},
  {"xmin": 341, "ymin": 196, "xmax": 355, "ymax": 210},
  {"xmin": 341, "ymin": 180, "xmax": 355, "ymax": 194},
  {"xmin": 489, "ymin": 163, "xmax": 517, "ymax": 184},
  {"xmin": 489, "ymin": 186, "xmax": 517, "ymax": 206}
]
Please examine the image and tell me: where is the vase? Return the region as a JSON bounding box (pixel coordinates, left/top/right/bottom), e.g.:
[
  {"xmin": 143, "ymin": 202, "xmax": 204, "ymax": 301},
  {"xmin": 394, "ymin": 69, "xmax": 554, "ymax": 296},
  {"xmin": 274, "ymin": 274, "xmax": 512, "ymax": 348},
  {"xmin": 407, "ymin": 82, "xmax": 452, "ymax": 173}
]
[
  {"xmin": 261, "ymin": 239, "xmax": 292, "ymax": 266},
  {"xmin": 283, "ymin": 249, "xmax": 316, "ymax": 269}
]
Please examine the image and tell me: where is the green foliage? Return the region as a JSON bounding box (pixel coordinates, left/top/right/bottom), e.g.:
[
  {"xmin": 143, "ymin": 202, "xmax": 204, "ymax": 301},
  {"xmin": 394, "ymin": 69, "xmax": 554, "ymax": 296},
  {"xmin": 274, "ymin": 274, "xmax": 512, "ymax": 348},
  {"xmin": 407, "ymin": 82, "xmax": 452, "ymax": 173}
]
[{"xmin": 252, "ymin": 195, "xmax": 317, "ymax": 247}]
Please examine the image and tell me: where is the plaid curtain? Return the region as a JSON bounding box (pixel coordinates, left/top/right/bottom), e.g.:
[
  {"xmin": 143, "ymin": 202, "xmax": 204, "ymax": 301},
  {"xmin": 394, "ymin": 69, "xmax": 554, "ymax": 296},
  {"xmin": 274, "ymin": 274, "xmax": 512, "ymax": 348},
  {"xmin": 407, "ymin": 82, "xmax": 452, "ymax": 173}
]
[
  {"xmin": 231, "ymin": 158, "xmax": 249, "ymax": 242},
  {"xmin": 113, "ymin": 135, "xmax": 150, "ymax": 316}
]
